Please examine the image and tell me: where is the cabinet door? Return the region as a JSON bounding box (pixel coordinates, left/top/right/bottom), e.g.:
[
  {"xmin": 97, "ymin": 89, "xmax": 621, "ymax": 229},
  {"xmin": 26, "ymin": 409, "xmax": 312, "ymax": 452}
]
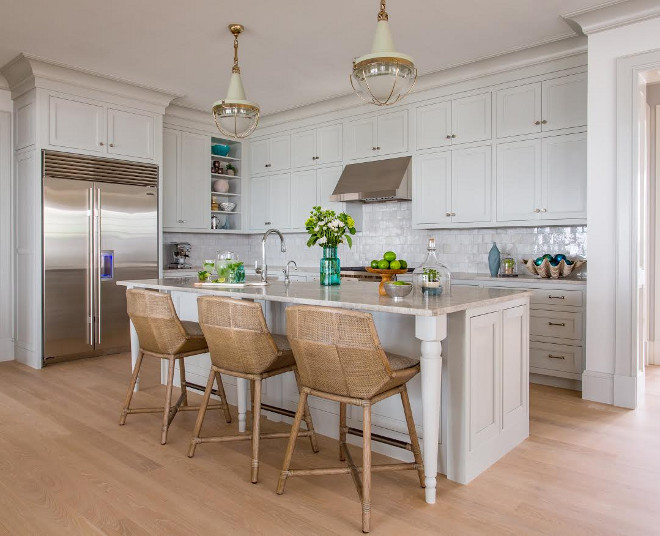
[
  {"xmin": 496, "ymin": 139, "xmax": 542, "ymax": 222},
  {"xmin": 291, "ymin": 169, "xmax": 317, "ymax": 230},
  {"xmin": 179, "ymin": 132, "xmax": 209, "ymax": 229},
  {"xmin": 501, "ymin": 305, "xmax": 528, "ymax": 430},
  {"xmin": 162, "ymin": 128, "xmax": 180, "ymax": 228},
  {"xmin": 317, "ymin": 124, "xmax": 342, "ymax": 164},
  {"xmin": 541, "ymin": 133, "xmax": 587, "ymax": 220},
  {"xmin": 250, "ymin": 138, "xmax": 269, "ymax": 175},
  {"xmin": 416, "ymin": 101, "xmax": 452, "ymax": 150},
  {"xmin": 495, "ymin": 83, "xmax": 542, "ymax": 138},
  {"xmin": 345, "ymin": 116, "xmax": 377, "ymax": 160},
  {"xmin": 451, "ymin": 93, "xmax": 491, "ymax": 144},
  {"xmin": 317, "ymin": 165, "xmax": 344, "ymax": 213},
  {"xmin": 268, "ymin": 173, "xmax": 291, "ymax": 229},
  {"xmin": 451, "ymin": 146, "xmax": 491, "ymax": 223},
  {"xmin": 542, "ymin": 73, "xmax": 587, "ymax": 132},
  {"xmin": 249, "ymin": 176, "xmax": 269, "ymax": 230},
  {"xmin": 49, "ymin": 96, "xmax": 105, "ymax": 152},
  {"xmin": 292, "ymin": 129, "xmax": 316, "ymax": 169},
  {"xmin": 412, "ymin": 151, "xmax": 451, "ymax": 226},
  {"xmin": 269, "ymin": 135, "xmax": 291, "ymax": 172},
  {"xmin": 107, "ymin": 108, "xmax": 155, "ymax": 160},
  {"xmin": 377, "ymin": 109, "xmax": 408, "ymax": 155}
]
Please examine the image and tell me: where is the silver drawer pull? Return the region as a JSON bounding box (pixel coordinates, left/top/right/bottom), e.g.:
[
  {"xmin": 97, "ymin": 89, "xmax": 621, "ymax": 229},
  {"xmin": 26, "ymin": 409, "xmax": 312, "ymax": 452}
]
[
  {"xmin": 548, "ymin": 354, "xmax": 565, "ymax": 360},
  {"xmin": 548, "ymin": 322, "xmax": 566, "ymax": 327},
  {"xmin": 548, "ymin": 295, "xmax": 565, "ymax": 300}
]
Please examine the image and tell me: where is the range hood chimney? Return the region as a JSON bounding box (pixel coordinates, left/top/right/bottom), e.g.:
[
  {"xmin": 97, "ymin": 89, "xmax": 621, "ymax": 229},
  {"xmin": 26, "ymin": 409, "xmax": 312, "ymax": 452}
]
[{"xmin": 330, "ymin": 156, "xmax": 411, "ymax": 202}]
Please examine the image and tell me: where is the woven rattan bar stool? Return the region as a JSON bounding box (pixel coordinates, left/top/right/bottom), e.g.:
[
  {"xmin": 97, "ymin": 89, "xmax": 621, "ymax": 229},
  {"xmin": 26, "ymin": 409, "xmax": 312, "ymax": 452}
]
[
  {"xmin": 189, "ymin": 296, "xmax": 319, "ymax": 484},
  {"xmin": 278, "ymin": 306, "xmax": 425, "ymax": 533},
  {"xmin": 120, "ymin": 289, "xmax": 232, "ymax": 445}
]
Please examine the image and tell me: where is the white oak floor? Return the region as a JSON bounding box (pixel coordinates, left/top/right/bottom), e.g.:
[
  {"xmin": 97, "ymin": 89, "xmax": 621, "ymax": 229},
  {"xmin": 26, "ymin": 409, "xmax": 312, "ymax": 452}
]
[{"xmin": 1, "ymin": 354, "xmax": 659, "ymax": 535}]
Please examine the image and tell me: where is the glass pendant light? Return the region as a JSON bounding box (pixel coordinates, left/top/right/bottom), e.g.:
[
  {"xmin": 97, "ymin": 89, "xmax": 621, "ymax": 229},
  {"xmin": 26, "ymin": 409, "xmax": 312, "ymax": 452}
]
[
  {"xmin": 350, "ymin": 0, "xmax": 417, "ymax": 106},
  {"xmin": 212, "ymin": 24, "xmax": 260, "ymax": 139}
]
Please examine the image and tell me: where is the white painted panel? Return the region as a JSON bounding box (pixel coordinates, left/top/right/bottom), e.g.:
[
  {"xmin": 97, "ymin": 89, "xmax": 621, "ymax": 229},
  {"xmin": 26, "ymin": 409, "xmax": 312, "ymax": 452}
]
[
  {"xmin": 416, "ymin": 101, "xmax": 452, "ymax": 150},
  {"xmin": 541, "ymin": 132, "xmax": 587, "ymax": 220},
  {"xmin": 179, "ymin": 131, "xmax": 209, "ymax": 230},
  {"xmin": 377, "ymin": 109, "xmax": 408, "ymax": 155},
  {"xmin": 249, "ymin": 138, "xmax": 269, "ymax": 175},
  {"xmin": 49, "ymin": 96, "xmax": 104, "ymax": 152},
  {"xmin": 269, "ymin": 134, "xmax": 291, "ymax": 172},
  {"xmin": 16, "ymin": 101, "xmax": 35, "ymax": 150},
  {"xmin": 317, "ymin": 124, "xmax": 342, "ymax": 164},
  {"xmin": 317, "ymin": 165, "xmax": 344, "ymax": 214},
  {"xmin": 291, "ymin": 169, "xmax": 317, "ymax": 230},
  {"xmin": 268, "ymin": 173, "xmax": 291, "ymax": 229},
  {"xmin": 502, "ymin": 305, "xmax": 526, "ymax": 429},
  {"xmin": 162, "ymin": 128, "xmax": 180, "ymax": 228},
  {"xmin": 291, "ymin": 128, "xmax": 316, "ymax": 169},
  {"xmin": 451, "ymin": 145, "xmax": 491, "ymax": 223},
  {"xmin": 107, "ymin": 108, "xmax": 155, "ymax": 160},
  {"xmin": 495, "ymin": 82, "xmax": 542, "ymax": 138},
  {"xmin": 249, "ymin": 176, "xmax": 269, "ymax": 230},
  {"xmin": 542, "ymin": 73, "xmax": 587, "ymax": 132},
  {"xmin": 496, "ymin": 139, "xmax": 542, "ymax": 222},
  {"xmin": 0, "ymin": 112, "xmax": 12, "ymax": 358},
  {"xmin": 346, "ymin": 116, "xmax": 377, "ymax": 160},
  {"xmin": 451, "ymin": 92, "xmax": 491, "ymax": 144},
  {"xmin": 412, "ymin": 151, "xmax": 451, "ymax": 225}
]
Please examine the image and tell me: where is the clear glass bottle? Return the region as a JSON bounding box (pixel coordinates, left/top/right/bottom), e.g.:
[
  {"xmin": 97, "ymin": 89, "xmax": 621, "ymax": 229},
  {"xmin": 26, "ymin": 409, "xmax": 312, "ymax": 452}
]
[
  {"xmin": 215, "ymin": 251, "xmax": 245, "ymax": 283},
  {"xmin": 412, "ymin": 238, "xmax": 451, "ymax": 296}
]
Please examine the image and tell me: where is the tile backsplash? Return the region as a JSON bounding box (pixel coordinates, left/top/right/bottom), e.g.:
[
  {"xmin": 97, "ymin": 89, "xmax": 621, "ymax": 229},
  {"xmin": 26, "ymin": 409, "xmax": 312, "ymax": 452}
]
[{"xmin": 165, "ymin": 201, "xmax": 587, "ymax": 274}]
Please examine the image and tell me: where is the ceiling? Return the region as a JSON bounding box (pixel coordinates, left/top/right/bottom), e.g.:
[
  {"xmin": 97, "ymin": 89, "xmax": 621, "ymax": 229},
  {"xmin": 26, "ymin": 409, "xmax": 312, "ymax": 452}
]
[{"xmin": 0, "ymin": 0, "xmax": 609, "ymax": 115}]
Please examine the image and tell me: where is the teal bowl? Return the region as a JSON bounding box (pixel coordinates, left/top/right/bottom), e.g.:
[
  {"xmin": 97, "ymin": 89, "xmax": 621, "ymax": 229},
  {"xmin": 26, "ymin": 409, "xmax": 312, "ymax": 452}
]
[{"xmin": 211, "ymin": 144, "xmax": 231, "ymax": 157}]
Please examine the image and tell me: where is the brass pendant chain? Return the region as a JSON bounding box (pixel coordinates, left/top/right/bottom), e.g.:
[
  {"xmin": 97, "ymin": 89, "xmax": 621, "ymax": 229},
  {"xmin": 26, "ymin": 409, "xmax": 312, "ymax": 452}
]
[
  {"xmin": 378, "ymin": 0, "xmax": 388, "ymax": 21},
  {"xmin": 232, "ymin": 33, "xmax": 240, "ymax": 74}
]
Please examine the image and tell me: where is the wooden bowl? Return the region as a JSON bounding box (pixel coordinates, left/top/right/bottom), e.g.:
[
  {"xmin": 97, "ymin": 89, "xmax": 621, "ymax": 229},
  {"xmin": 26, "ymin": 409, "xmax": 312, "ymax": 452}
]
[{"xmin": 365, "ymin": 267, "xmax": 409, "ymax": 296}]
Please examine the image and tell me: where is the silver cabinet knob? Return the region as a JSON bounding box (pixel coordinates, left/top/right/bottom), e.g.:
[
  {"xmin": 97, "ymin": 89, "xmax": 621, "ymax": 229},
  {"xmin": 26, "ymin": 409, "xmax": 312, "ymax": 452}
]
[
  {"xmin": 178, "ymin": 219, "xmax": 186, "ymax": 223},
  {"xmin": 534, "ymin": 208, "xmax": 541, "ymax": 213},
  {"xmin": 541, "ymin": 120, "xmax": 548, "ymax": 125},
  {"xmin": 109, "ymin": 143, "xmax": 115, "ymax": 147},
  {"xmin": 451, "ymin": 212, "xmax": 456, "ymax": 216},
  {"xmin": 446, "ymin": 135, "xmax": 452, "ymax": 139},
  {"xmin": 541, "ymin": 208, "xmax": 547, "ymax": 213},
  {"xmin": 534, "ymin": 121, "xmax": 541, "ymax": 126},
  {"xmin": 376, "ymin": 146, "xmax": 381, "ymax": 150},
  {"xmin": 372, "ymin": 147, "xmax": 377, "ymax": 151},
  {"xmin": 451, "ymin": 134, "xmax": 456, "ymax": 138},
  {"xmin": 265, "ymin": 221, "xmax": 271, "ymax": 225},
  {"xmin": 265, "ymin": 164, "xmax": 271, "ymax": 168},
  {"xmin": 99, "ymin": 142, "xmax": 105, "ymax": 146},
  {"xmin": 446, "ymin": 212, "xmax": 451, "ymax": 217}
]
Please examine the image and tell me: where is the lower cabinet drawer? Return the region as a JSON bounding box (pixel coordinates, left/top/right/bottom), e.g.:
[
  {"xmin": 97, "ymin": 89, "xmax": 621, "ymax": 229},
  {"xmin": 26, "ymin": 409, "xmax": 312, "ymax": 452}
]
[
  {"xmin": 530, "ymin": 288, "xmax": 583, "ymax": 308},
  {"xmin": 530, "ymin": 342, "xmax": 583, "ymax": 374},
  {"xmin": 530, "ymin": 310, "xmax": 582, "ymax": 340}
]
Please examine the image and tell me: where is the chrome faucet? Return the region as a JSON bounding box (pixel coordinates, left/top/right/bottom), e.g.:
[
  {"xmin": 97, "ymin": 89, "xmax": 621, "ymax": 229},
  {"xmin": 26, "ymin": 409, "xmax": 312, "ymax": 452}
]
[
  {"xmin": 282, "ymin": 260, "xmax": 297, "ymax": 284},
  {"xmin": 256, "ymin": 229, "xmax": 286, "ymax": 283}
]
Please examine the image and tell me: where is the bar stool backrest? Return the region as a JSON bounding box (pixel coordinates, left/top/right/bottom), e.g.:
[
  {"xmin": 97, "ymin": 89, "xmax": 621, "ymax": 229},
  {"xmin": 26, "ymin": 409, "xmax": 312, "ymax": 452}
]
[
  {"xmin": 126, "ymin": 289, "xmax": 189, "ymax": 355},
  {"xmin": 197, "ymin": 296, "xmax": 281, "ymax": 375},
  {"xmin": 286, "ymin": 306, "xmax": 395, "ymax": 399}
]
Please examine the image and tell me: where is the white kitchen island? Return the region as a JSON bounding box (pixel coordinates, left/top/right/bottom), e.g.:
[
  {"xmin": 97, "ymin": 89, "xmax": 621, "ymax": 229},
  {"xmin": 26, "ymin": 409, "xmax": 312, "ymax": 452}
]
[{"xmin": 117, "ymin": 278, "xmax": 531, "ymax": 504}]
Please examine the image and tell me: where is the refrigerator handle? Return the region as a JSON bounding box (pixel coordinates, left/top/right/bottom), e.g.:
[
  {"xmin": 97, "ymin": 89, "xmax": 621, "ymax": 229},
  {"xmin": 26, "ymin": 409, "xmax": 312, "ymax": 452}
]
[
  {"xmin": 87, "ymin": 187, "xmax": 94, "ymax": 346},
  {"xmin": 95, "ymin": 187, "xmax": 102, "ymax": 345}
]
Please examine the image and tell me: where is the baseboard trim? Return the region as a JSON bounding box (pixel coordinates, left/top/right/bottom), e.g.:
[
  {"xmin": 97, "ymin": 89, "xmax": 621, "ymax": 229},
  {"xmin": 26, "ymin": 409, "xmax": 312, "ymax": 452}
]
[
  {"xmin": 613, "ymin": 373, "xmax": 640, "ymax": 409},
  {"xmin": 530, "ymin": 373, "xmax": 582, "ymax": 391},
  {"xmin": 582, "ymin": 370, "xmax": 614, "ymax": 405}
]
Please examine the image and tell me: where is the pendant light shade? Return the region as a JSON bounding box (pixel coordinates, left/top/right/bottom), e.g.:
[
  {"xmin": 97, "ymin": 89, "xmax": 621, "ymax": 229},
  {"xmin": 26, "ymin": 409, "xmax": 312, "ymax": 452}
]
[
  {"xmin": 350, "ymin": 1, "xmax": 417, "ymax": 106},
  {"xmin": 212, "ymin": 24, "xmax": 260, "ymax": 139}
]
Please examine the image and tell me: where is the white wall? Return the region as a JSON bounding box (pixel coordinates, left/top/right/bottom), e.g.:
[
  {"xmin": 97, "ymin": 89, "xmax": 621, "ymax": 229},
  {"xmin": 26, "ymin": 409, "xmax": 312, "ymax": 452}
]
[
  {"xmin": 585, "ymin": 16, "xmax": 660, "ymax": 405},
  {"xmin": 0, "ymin": 88, "xmax": 13, "ymax": 361}
]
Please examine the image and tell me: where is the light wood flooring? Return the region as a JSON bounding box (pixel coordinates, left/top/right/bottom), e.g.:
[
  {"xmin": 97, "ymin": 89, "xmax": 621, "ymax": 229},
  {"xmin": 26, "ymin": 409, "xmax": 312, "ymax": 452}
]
[{"xmin": 1, "ymin": 354, "xmax": 659, "ymax": 535}]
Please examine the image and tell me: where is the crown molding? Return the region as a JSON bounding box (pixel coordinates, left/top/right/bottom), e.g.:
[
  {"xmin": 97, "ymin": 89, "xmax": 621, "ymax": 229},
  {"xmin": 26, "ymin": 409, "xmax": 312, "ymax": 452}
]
[
  {"xmin": 0, "ymin": 53, "xmax": 181, "ymax": 111},
  {"xmin": 563, "ymin": 0, "xmax": 660, "ymax": 35}
]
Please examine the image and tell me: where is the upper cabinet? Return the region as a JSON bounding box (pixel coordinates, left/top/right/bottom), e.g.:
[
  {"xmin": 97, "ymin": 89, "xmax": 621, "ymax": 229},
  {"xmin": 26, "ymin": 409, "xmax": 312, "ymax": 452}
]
[
  {"xmin": 291, "ymin": 124, "xmax": 342, "ymax": 169},
  {"xmin": 250, "ymin": 134, "xmax": 291, "ymax": 175},
  {"xmin": 495, "ymin": 72, "xmax": 587, "ymax": 139},
  {"xmin": 416, "ymin": 92, "xmax": 491, "ymax": 150},
  {"xmin": 345, "ymin": 109, "xmax": 408, "ymax": 160},
  {"xmin": 48, "ymin": 95, "xmax": 156, "ymax": 161}
]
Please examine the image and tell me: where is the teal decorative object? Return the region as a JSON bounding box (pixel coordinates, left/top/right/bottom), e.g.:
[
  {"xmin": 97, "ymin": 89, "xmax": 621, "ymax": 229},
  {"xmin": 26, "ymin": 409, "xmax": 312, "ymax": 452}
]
[
  {"xmin": 320, "ymin": 246, "xmax": 340, "ymax": 286},
  {"xmin": 488, "ymin": 242, "xmax": 500, "ymax": 277}
]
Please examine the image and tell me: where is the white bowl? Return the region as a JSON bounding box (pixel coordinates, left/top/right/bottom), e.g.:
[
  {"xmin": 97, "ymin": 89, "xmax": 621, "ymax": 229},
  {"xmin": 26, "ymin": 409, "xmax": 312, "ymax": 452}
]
[{"xmin": 220, "ymin": 202, "xmax": 236, "ymax": 212}]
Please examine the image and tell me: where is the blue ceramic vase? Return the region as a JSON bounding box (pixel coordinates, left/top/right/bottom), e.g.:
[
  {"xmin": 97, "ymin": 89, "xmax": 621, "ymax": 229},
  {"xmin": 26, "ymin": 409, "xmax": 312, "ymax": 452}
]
[{"xmin": 488, "ymin": 242, "xmax": 500, "ymax": 277}]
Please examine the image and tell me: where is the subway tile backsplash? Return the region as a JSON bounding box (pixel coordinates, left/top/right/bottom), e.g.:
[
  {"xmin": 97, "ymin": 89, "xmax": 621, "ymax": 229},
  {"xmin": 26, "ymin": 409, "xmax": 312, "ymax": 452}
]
[{"xmin": 165, "ymin": 201, "xmax": 587, "ymax": 274}]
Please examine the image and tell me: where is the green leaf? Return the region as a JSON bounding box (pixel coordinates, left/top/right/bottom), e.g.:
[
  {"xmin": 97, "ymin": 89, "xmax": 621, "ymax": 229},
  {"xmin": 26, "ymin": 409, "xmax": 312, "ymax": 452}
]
[{"xmin": 345, "ymin": 235, "xmax": 352, "ymax": 248}]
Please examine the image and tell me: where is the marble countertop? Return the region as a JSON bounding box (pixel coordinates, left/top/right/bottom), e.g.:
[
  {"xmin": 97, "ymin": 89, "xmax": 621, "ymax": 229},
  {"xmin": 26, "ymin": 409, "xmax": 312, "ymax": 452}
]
[
  {"xmin": 117, "ymin": 278, "xmax": 531, "ymax": 317},
  {"xmin": 451, "ymin": 272, "xmax": 587, "ymax": 286}
]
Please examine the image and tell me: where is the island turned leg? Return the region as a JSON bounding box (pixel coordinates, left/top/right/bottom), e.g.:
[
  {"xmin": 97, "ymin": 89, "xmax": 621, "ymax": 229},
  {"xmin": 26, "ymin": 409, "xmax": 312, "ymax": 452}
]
[
  {"xmin": 415, "ymin": 314, "xmax": 447, "ymax": 505},
  {"xmin": 237, "ymin": 377, "xmax": 249, "ymax": 433}
]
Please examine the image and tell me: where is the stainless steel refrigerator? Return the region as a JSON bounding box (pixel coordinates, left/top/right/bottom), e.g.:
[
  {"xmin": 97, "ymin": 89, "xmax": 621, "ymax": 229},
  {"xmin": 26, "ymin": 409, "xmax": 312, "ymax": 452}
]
[{"xmin": 42, "ymin": 151, "xmax": 159, "ymax": 364}]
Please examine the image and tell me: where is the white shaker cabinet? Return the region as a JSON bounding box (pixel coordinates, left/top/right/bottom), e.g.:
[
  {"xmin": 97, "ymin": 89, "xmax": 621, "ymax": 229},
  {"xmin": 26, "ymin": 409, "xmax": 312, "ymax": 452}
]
[
  {"xmin": 291, "ymin": 124, "xmax": 342, "ymax": 169},
  {"xmin": 345, "ymin": 116, "xmax": 377, "ymax": 160},
  {"xmin": 413, "ymin": 151, "xmax": 452, "ymax": 226},
  {"xmin": 49, "ymin": 96, "xmax": 105, "ymax": 153},
  {"xmin": 249, "ymin": 172, "xmax": 291, "ymax": 231},
  {"xmin": 162, "ymin": 128, "xmax": 209, "ymax": 231},
  {"xmin": 541, "ymin": 73, "xmax": 587, "ymax": 133},
  {"xmin": 249, "ymin": 134, "xmax": 291, "ymax": 175},
  {"xmin": 107, "ymin": 108, "xmax": 155, "ymax": 160},
  {"xmin": 345, "ymin": 109, "xmax": 408, "ymax": 160},
  {"xmin": 291, "ymin": 129, "xmax": 316, "ymax": 169},
  {"xmin": 291, "ymin": 169, "xmax": 317, "ymax": 230},
  {"xmin": 249, "ymin": 176, "xmax": 269, "ymax": 231},
  {"xmin": 317, "ymin": 124, "xmax": 343, "ymax": 165},
  {"xmin": 451, "ymin": 93, "xmax": 491, "ymax": 145},
  {"xmin": 377, "ymin": 109, "xmax": 408, "ymax": 155},
  {"xmin": 416, "ymin": 101, "xmax": 452, "ymax": 150},
  {"xmin": 495, "ymin": 83, "xmax": 542, "ymax": 139},
  {"xmin": 451, "ymin": 145, "xmax": 491, "ymax": 223},
  {"xmin": 496, "ymin": 139, "xmax": 542, "ymax": 222}
]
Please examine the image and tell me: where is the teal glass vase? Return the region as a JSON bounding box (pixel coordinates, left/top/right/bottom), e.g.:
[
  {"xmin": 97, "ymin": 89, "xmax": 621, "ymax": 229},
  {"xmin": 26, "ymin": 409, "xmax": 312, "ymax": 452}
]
[{"xmin": 320, "ymin": 246, "xmax": 340, "ymax": 286}]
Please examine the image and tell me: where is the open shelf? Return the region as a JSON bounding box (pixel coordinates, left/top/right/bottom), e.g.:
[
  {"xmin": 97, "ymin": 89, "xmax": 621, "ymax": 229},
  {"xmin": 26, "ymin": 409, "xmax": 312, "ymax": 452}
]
[
  {"xmin": 211, "ymin": 173, "xmax": 242, "ymax": 179},
  {"xmin": 211, "ymin": 192, "xmax": 241, "ymax": 196},
  {"xmin": 211, "ymin": 210, "xmax": 241, "ymax": 215}
]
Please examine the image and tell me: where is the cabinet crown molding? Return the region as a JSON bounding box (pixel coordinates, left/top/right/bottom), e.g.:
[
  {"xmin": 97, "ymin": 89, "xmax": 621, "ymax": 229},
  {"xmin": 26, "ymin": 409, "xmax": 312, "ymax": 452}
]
[
  {"xmin": 563, "ymin": 0, "xmax": 660, "ymax": 35},
  {"xmin": 0, "ymin": 53, "xmax": 180, "ymax": 110}
]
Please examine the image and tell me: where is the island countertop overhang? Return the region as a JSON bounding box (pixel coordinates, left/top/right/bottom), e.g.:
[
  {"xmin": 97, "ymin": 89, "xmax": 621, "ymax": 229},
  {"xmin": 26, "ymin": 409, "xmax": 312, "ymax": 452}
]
[{"xmin": 116, "ymin": 278, "xmax": 532, "ymax": 317}]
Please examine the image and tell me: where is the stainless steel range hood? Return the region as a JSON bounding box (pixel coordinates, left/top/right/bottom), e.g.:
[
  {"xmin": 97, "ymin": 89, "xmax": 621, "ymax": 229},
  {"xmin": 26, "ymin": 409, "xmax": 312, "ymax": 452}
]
[{"xmin": 330, "ymin": 156, "xmax": 411, "ymax": 202}]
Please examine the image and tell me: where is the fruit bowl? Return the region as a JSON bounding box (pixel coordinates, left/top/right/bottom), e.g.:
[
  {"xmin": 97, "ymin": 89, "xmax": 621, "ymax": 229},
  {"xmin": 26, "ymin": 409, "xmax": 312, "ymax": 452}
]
[
  {"xmin": 365, "ymin": 267, "xmax": 409, "ymax": 296},
  {"xmin": 383, "ymin": 281, "xmax": 413, "ymax": 300},
  {"xmin": 522, "ymin": 257, "xmax": 586, "ymax": 279}
]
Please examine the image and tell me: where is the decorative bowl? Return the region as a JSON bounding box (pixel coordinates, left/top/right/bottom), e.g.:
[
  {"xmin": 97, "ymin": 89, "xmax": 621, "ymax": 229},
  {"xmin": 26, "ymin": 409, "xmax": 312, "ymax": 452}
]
[
  {"xmin": 219, "ymin": 202, "xmax": 236, "ymax": 212},
  {"xmin": 211, "ymin": 144, "xmax": 231, "ymax": 157},
  {"xmin": 383, "ymin": 281, "xmax": 413, "ymax": 300},
  {"xmin": 365, "ymin": 267, "xmax": 408, "ymax": 296},
  {"xmin": 522, "ymin": 258, "xmax": 586, "ymax": 279}
]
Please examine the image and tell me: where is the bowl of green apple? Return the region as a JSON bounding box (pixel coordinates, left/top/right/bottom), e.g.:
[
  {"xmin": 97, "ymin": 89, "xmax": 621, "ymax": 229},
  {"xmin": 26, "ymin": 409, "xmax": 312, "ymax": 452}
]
[{"xmin": 383, "ymin": 281, "xmax": 413, "ymax": 300}]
